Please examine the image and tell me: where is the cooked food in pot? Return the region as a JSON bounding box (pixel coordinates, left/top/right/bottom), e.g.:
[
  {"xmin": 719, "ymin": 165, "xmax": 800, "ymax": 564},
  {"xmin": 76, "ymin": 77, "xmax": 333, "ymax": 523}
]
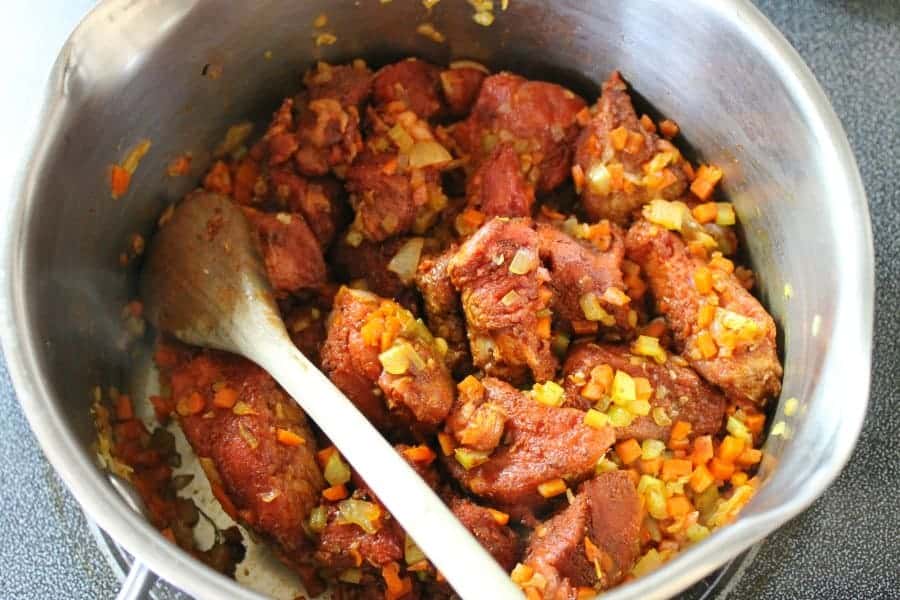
[{"xmin": 97, "ymin": 56, "xmax": 782, "ymax": 599}]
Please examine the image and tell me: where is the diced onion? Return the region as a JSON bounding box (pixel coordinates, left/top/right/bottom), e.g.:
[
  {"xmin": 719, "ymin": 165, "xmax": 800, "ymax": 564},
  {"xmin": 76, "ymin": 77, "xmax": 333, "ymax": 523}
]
[
  {"xmin": 454, "ymin": 447, "xmax": 490, "ymax": 470},
  {"xmin": 308, "ymin": 505, "xmax": 327, "ymax": 533},
  {"xmin": 579, "ymin": 292, "xmax": 616, "ymax": 326},
  {"xmin": 628, "ymin": 399, "xmax": 651, "ymax": 416},
  {"xmin": 501, "ymin": 290, "xmax": 520, "ymax": 306},
  {"xmin": 587, "ymin": 162, "xmax": 611, "ymax": 195},
  {"xmin": 405, "ymin": 535, "xmax": 426, "ymax": 565},
  {"xmin": 584, "ymin": 409, "xmax": 609, "ymax": 429},
  {"xmin": 324, "ymin": 451, "xmax": 351, "ymax": 487},
  {"xmin": 387, "ymin": 237, "xmax": 424, "ymax": 284},
  {"xmin": 652, "ymin": 407, "xmax": 673, "ymax": 427},
  {"xmin": 632, "ymin": 549, "xmax": 665, "ymax": 577},
  {"xmin": 595, "ymin": 457, "xmax": 618, "ymax": 473},
  {"xmin": 336, "ymin": 499, "xmax": 382, "ymax": 534},
  {"xmin": 388, "ymin": 125, "xmax": 415, "ymax": 153},
  {"xmin": 726, "ymin": 416, "xmax": 753, "ymax": 443},
  {"xmin": 643, "ymin": 199, "xmax": 689, "ymax": 231},
  {"xmin": 260, "ymin": 489, "xmax": 281, "ymax": 503},
  {"xmin": 607, "ymin": 405, "xmax": 633, "ymax": 427},
  {"xmin": 611, "ymin": 370, "xmax": 636, "ymax": 406},
  {"xmin": 631, "ymin": 335, "xmax": 667, "ymax": 364},
  {"xmin": 408, "ymin": 140, "xmax": 453, "ymax": 168},
  {"xmin": 784, "ymin": 397, "xmax": 799, "ymax": 417},
  {"xmin": 715, "ymin": 203, "xmax": 736, "ymax": 226},
  {"xmin": 531, "ymin": 381, "xmax": 565, "ymax": 407},
  {"xmin": 508, "ymin": 248, "xmax": 538, "ymax": 275},
  {"xmin": 338, "ymin": 568, "xmax": 362, "ymax": 584},
  {"xmin": 379, "ymin": 345, "xmax": 410, "ymax": 375},
  {"xmin": 641, "ymin": 439, "xmax": 666, "ymax": 460}
]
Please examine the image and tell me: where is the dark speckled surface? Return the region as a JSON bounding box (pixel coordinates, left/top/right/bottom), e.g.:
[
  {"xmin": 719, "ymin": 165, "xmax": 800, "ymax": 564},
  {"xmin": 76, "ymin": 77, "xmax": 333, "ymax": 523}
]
[{"xmin": 0, "ymin": 1, "xmax": 897, "ymax": 599}]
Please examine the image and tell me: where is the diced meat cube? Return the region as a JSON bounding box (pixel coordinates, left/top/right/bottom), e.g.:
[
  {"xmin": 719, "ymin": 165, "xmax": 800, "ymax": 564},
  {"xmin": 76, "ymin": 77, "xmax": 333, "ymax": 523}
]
[
  {"xmin": 466, "ymin": 143, "xmax": 535, "ymax": 218},
  {"xmin": 330, "ymin": 235, "xmax": 413, "ymax": 300},
  {"xmin": 625, "ymin": 220, "xmax": 782, "ymax": 402},
  {"xmin": 285, "ymin": 303, "xmax": 329, "ymax": 367},
  {"xmin": 563, "ymin": 342, "xmax": 726, "ymax": 440},
  {"xmin": 415, "ymin": 247, "xmax": 472, "ymax": 376},
  {"xmin": 523, "ymin": 472, "xmax": 641, "ymax": 597},
  {"xmin": 267, "ymin": 168, "xmax": 349, "ymax": 248},
  {"xmin": 373, "ymin": 58, "xmax": 444, "ymax": 119},
  {"xmin": 574, "ymin": 71, "xmax": 690, "ymax": 225},
  {"xmin": 166, "ymin": 350, "xmax": 325, "ymax": 557},
  {"xmin": 449, "ymin": 497, "xmax": 520, "ymax": 571},
  {"xmin": 448, "ymin": 218, "xmax": 557, "ymax": 384},
  {"xmin": 536, "ymin": 221, "xmax": 633, "ymax": 333},
  {"xmin": 443, "ymin": 378, "xmax": 614, "ymax": 514},
  {"xmin": 440, "ymin": 66, "xmax": 487, "ymax": 117},
  {"xmin": 344, "ymin": 150, "xmax": 419, "ymax": 241},
  {"xmin": 321, "ymin": 287, "xmax": 455, "ymax": 430},
  {"xmin": 453, "ymin": 73, "xmax": 586, "ymax": 192},
  {"xmin": 242, "ymin": 207, "xmax": 326, "ymax": 296},
  {"xmin": 290, "ymin": 62, "xmax": 373, "ymax": 177},
  {"xmin": 314, "ymin": 504, "xmax": 405, "ymax": 571}
]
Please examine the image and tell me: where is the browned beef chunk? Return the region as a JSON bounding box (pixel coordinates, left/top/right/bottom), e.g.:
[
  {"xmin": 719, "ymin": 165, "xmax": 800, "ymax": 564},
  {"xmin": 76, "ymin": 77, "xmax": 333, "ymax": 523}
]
[
  {"xmin": 449, "ymin": 497, "xmax": 520, "ymax": 571},
  {"xmin": 453, "ymin": 73, "xmax": 586, "ymax": 193},
  {"xmin": 448, "ymin": 218, "xmax": 557, "ymax": 384},
  {"xmin": 574, "ymin": 71, "xmax": 689, "ymax": 225},
  {"xmin": 267, "ymin": 168, "xmax": 349, "ymax": 248},
  {"xmin": 443, "ymin": 378, "xmax": 614, "ymax": 515},
  {"xmin": 330, "ymin": 235, "xmax": 411, "ymax": 299},
  {"xmin": 321, "ymin": 288, "xmax": 454, "ymax": 430},
  {"xmin": 415, "ymin": 247, "xmax": 472, "ymax": 376},
  {"xmin": 524, "ymin": 471, "xmax": 641, "ymax": 597},
  {"xmin": 625, "ymin": 220, "xmax": 782, "ymax": 403},
  {"xmin": 536, "ymin": 221, "xmax": 633, "ymax": 333},
  {"xmin": 466, "ymin": 143, "xmax": 535, "ymax": 218},
  {"xmin": 242, "ymin": 207, "xmax": 326, "ymax": 296},
  {"xmin": 373, "ymin": 58, "xmax": 444, "ymax": 119},
  {"xmin": 439, "ymin": 66, "xmax": 487, "ymax": 117}
]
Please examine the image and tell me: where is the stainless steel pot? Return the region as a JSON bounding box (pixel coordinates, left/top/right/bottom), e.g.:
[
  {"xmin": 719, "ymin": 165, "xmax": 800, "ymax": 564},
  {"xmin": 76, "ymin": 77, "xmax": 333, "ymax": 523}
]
[{"xmin": 1, "ymin": 1, "xmax": 873, "ymax": 599}]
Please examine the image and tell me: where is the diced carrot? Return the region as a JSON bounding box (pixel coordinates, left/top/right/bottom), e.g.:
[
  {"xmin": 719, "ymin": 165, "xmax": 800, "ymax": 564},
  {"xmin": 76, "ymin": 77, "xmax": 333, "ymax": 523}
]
[
  {"xmin": 572, "ymin": 320, "xmax": 599, "ymax": 335},
  {"xmin": 691, "ymin": 435, "xmax": 714, "ymax": 466},
  {"xmin": 232, "ymin": 158, "xmax": 260, "ymax": 204},
  {"xmin": 176, "ymin": 392, "xmax": 205, "ymax": 416},
  {"xmin": 437, "ymin": 432, "xmax": 456, "ymax": 456},
  {"xmin": 708, "ymin": 457, "xmax": 735, "ymax": 481},
  {"xmin": 458, "ymin": 375, "xmax": 484, "ymax": 398},
  {"xmin": 744, "ymin": 412, "xmax": 766, "ymax": 434},
  {"xmin": 115, "ymin": 394, "xmax": 134, "ymax": 421},
  {"xmin": 689, "ymin": 464, "xmax": 715, "ymax": 493},
  {"xmin": 459, "ymin": 207, "xmax": 485, "ymax": 229},
  {"xmin": 615, "ymin": 439, "xmax": 642, "ymax": 465},
  {"xmin": 580, "ymin": 381, "xmax": 606, "ymax": 402},
  {"xmin": 382, "ymin": 562, "xmax": 413, "ymax": 600},
  {"xmin": 696, "ymin": 330, "xmax": 718, "ymax": 359},
  {"xmin": 639, "ymin": 114, "xmax": 657, "ymax": 133},
  {"xmin": 317, "ymin": 446, "xmax": 337, "ymax": 468},
  {"xmin": 624, "ymin": 130, "xmax": 644, "ymax": 155},
  {"xmin": 683, "ymin": 161, "xmax": 696, "ymax": 181},
  {"xmin": 609, "ymin": 126, "xmax": 629, "ymax": 151},
  {"xmin": 670, "ymin": 420, "xmax": 692, "ymax": 442},
  {"xmin": 736, "ymin": 448, "xmax": 762, "ymax": 466},
  {"xmin": 577, "ymin": 587, "xmax": 597, "ymax": 600},
  {"xmin": 402, "ymin": 444, "xmax": 437, "ymax": 465},
  {"xmin": 487, "ymin": 508, "xmax": 510, "ymax": 526},
  {"xmin": 212, "ymin": 386, "xmax": 239, "ymax": 409},
  {"xmin": 406, "ymin": 560, "xmax": 429, "ymax": 572},
  {"xmin": 717, "ymin": 435, "xmax": 745, "ymax": 462},
  {"xmin": 687, "ymin": 240, "xmax": 709, "ymax": 260},
  {"xmin": 149, "ymin": 395, "xmax": 173, "ymax": 423},
  {"xmin": 511, "ymin": 563, "xmax": 534, "ymax": 584},
  {"xmin": 709, "ymin": 255, "xmax": 735, "ymax": 274},
  {"xmin": 276, "ymin": 428, "xmax": 306, "ymax": 447},
  {"xmin": 608, "ymin": 162, "xmax": 624, "ymax": 191},
  {"xmin": 657, "ymin": 167, "xmax": 678, "ymax": 191},
  {"xmin": 161, "ymin": 527, "xmax": 176, "ymax": 543},
  {"xmin": 166, "ymin": 154, "xmax": 192, "ymax": 177},
  {"xmin": 109, "ymin": 165, "xmax": 131, "ymax": 199},
  {"xmin": 666, "ymin": 495, "xmax": 692, "ymax": 518},
  {"xmin": 525, "ymin": 589, "xmax": 542, "ymax": 600},
  {"xmin": 690, "ymin": 165, "xmax": 723, "ymax": 201},
  {"xmin": 640, "ymin": 318, "xmax": 667, "ymax": 340},
  {"xmin": 661, "ymin": 458, "xmax": 693, "ymax": 481},
  {"xmin": 659, "ymin": 119, "xmax": 679, "ymax": 139},
  {"xmin": 634, "ymin": 377, "xmax": 653, "ymax": 403},
  {"xmin": 590, "ymin": 364, "xmax": 615, "ymax": 392},
  {"xmin": 575, "ymin": 107, "xmax": 592, "ymax": 127},
  {"xmin": 540, "ymin": 205, "xmax": 566, "ymax": 221},
  {"xmin": 691, "ymin": 202, "xmax": 718, "ymax": 224},
  {"xmin": 382, "ymin": 156, "xmax": 398, "ymax": 175},
  {"xmin": 536, "ymin": 316, "xmax": 552, "ymax": 339},
  {"xmin": 537, "ymin": 478, "xmax": 567, "ymax": 498},
  {"xmin": 571, "ymin": 164, "xmax": 586, "ymax": 193},
  {"xmin": 322, "ymin": 484, "xmax": 349, "ymax": 501},
  {"xmin": 693, "ymin": 267, "xmax": 713, "ymax": 294},
  {"xmin": 639, "ymin": 456, "xmax": 663, "ymax": 476},
  {"xmin": 697, "ymin": 303, "xmax": 716, "ymax": 329},
  {"xmin": 730, "ymin": 471, "xmax": 749, "ymax": 486}
]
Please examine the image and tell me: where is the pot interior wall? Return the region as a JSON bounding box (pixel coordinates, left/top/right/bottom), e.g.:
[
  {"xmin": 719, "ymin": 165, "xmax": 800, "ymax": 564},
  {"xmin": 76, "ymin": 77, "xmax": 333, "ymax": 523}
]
[{"xmin": 16, "ymin": 0, "xmax": 855, "ymax": 595}]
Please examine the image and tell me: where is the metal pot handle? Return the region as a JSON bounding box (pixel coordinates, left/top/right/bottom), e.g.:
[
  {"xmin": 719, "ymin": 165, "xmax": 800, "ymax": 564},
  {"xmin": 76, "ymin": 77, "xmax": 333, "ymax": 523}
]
[{"xmin": 116, "ymin": 561, "xmax": 158, "ymax": 600}]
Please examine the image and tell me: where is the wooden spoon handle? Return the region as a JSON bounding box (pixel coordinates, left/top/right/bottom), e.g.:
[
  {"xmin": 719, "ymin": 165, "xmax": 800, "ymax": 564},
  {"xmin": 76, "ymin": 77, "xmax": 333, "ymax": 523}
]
[{"xmin": 251, "ymin": 340, "xmax": 523, "ymax": 600}]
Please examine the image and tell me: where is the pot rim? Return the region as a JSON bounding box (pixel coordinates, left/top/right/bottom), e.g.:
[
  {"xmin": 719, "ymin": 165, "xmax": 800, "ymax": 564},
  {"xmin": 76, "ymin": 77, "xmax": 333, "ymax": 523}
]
[{"xmin": 0, "ymin": 1, "xmax": 873, "ymax": 599}]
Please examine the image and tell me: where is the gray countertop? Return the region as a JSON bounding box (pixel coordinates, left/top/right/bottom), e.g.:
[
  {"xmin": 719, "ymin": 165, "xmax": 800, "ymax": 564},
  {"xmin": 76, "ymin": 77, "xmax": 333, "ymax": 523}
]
[{"xmin": 0, "ymin": 1, "xmax": 897, "ymax": 598}]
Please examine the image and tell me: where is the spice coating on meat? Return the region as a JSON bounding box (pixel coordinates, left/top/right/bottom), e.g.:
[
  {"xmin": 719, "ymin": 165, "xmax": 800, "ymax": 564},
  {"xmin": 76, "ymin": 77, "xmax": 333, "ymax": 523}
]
[
  {"xmin": 443, "ymin": 378, "xmax": 615, "ymax": 513},
  {"xmin": 415, "ymin": 247, "xmax": 472, "ymax": 376},
  {"xmin": 373, "ymin": 58, "xmax": 445, "ymax": 119},
  {"xmin": 574, "ymin": 71, "xmax": 689, "ymax": 225},
  {"xmin": 453, "ymin": 73, "xmax": 586, "ymax": 192},
  {"xmin": 563, "ymin": 342, "xmax": 726, "ymax": 440},
  {"xmin": 449, "ymin": 497, "xmax": 520, "ymax": 571},
  {"xmin": 439, "ymin": 66, "xmax": 487, "ymax": 117},
  {"xmin": 625, "ymin": 220, "xmax": 782, "ymax": 403},
  {"xmin": 448, "ymin": 218, "xmax": 557, "ymax": 384},
  {"xmin": 466, "ymin": 143, "xmax": 535, "ymax": 218}
]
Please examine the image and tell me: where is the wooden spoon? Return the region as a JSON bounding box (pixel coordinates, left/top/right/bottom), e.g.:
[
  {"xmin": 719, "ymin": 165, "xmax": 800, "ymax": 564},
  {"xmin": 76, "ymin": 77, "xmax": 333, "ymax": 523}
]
[{"xmin": 141, "ymin": 191, "xmax": 523, "ymax": 600}]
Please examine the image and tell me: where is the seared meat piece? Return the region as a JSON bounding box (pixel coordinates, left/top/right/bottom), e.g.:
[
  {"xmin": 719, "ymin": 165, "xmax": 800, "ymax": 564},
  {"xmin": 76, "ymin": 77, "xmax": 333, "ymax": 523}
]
[
  {"xmin": 563, "ymin": 341, "xmax": 725, "ymax": 440},
  {"xmin": 574, "ymin": 71, "xmax": 690, "ymax": 225},
  {"xmin": 314, "ymin": 504, "xmax": 406, "ymax": 570},
  {"xmin": 443, "ymin": 378, "xmax": 614, "ymax": 514},
  {"xmin": 466, "ymin": 143, "xmax": 535, "ymax": 218},
  {"xmin": 166, "ymin": 350, "xmax": 325, "ymax": 558},
  {"xmin": 449, "ymin": 497, "xmax": 520, "ymax": 571},
  {"xmin": 524, "ymin": 472, "xmax": 641, "ymax": 597},
  {"xmin": 415, "ymin": 247, "xmax": 472, "ymax": 376},
  {"xmin": 321, "ymin": 287, "xmax": 455, "ymax": 430},
  {"xmin": 270, "ymin": 62, "xmax": 372, "ymax": 177},
  {"xmin": 625, "ymin": 220, "xmax": 782, "ymax": 403},
  {"xmin": 330, "ymin": 235, "xmax": 411, "ymax": 300},
  {"xmin": 448, "ymin": 218, "xmax": 557, "ymax": 384},
  {"xmin": 241, "ymin": 207, "xmax": 326, "ymax": 296},
  {"xmin": 439, "ymin": 65, "xmax": 487, "ymax": 117},
  {"xmin": 267, "ymin": 168, "xmax": 349, "ymax": 248},
  {"xmin": 536, "ymin": 221, "xmax": 633, "ymax": 333},
  {"xmin": 373, "ymin": 58, "xmax": 444, "ymax": 119},
  {"xmin": 453, "ymin": 73, "xmax": 586, "ymax": 192}
]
